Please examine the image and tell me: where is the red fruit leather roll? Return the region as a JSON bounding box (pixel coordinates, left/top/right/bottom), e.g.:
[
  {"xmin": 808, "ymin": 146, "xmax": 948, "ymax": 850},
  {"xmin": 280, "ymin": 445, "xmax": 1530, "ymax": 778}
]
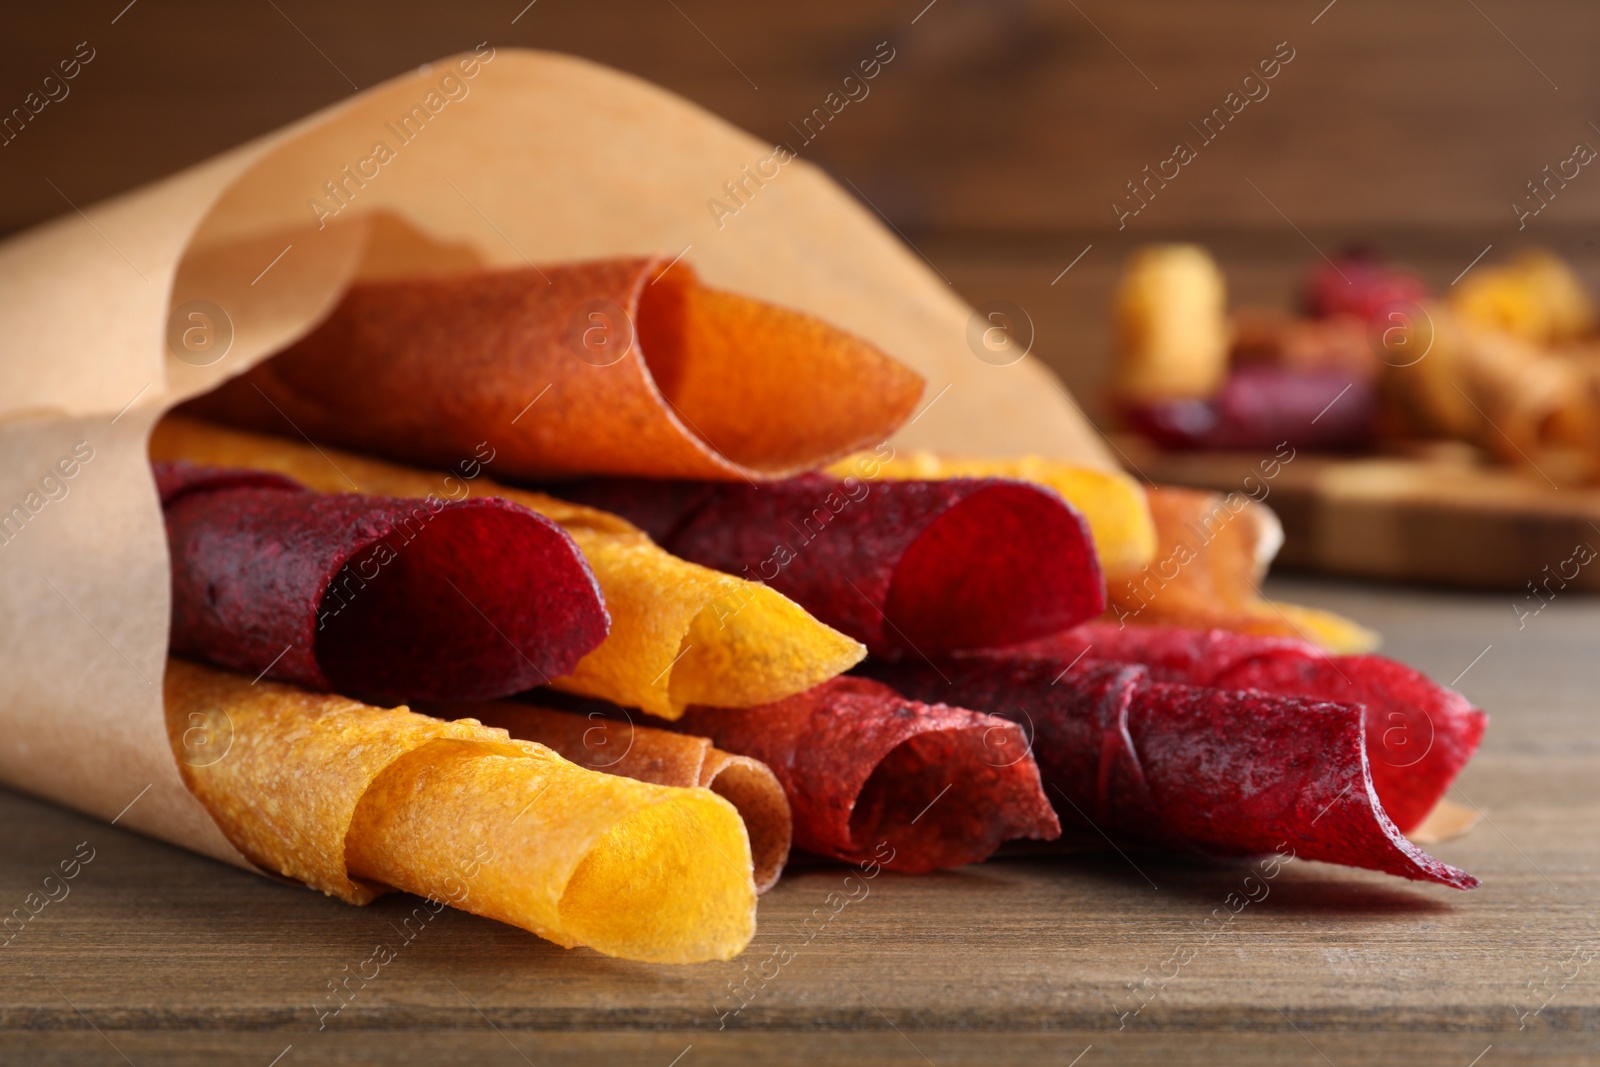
[
  {"xmin": 156, "ymin": 461, "xmax": 608, "ymax": 703},
  {"xmin": 862, "ymin": 657, "xmax": 1477, "ymax": 889},
  {"xmin": 1120, "ymin": 366, "xmax": 1375, "ymax": 452},
  {"xmin": 554, "ymin": 474, "xmax": 1104, "ymax": 654},
  {"xmin": 673, "ymin": 677, "xmax": 1061, "ymax": 872},
  {"xmin": 1035, "ymin": 623, "xmax": 1487, "ymax": 833}
]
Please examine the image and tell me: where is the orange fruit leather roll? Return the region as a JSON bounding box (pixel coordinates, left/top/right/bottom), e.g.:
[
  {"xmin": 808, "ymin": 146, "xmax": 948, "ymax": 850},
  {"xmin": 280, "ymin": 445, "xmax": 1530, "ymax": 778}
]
[
  {"xmin": 438, "ymin": 702, "xmax": 792, "ymax": 894},
  {"xmin": 165, "ymin": 659, "xmax": 756, "ymax": 963},
  {"xmin": 150, "ymin": 417, "xmax": 865, "ymax": 718},
  {"xmin": 182, "ymin": 257, "xmax": 925, "ymax": 481},
  {"xmin": 828, "ymin": 450, "xmax": 1158, "ymax": 583},
  {"xmin": 1109, "ymin": 485, "xmax": 1377, "ymax": 654}
]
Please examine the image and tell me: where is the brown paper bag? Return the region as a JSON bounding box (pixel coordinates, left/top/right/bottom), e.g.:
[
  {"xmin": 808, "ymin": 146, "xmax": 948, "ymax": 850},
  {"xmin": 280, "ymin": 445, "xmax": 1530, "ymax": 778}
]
[{"xmin": 0, "ymin": 48, "xmax": 1109, "ymax": 873}]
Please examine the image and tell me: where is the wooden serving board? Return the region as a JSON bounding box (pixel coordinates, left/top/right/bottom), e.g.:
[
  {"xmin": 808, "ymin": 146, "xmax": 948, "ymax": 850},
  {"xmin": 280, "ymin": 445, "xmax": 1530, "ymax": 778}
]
[{"xmin": 1118, "ymin": 439, "xmax": 1600, "ymax": 593}]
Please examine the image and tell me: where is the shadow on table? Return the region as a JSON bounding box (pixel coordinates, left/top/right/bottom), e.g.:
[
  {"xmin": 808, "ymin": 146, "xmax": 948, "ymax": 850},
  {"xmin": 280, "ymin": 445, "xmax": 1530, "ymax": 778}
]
[{"xmin": 981, "ymin": 849, "xmax": 1460, "ymax": 916}]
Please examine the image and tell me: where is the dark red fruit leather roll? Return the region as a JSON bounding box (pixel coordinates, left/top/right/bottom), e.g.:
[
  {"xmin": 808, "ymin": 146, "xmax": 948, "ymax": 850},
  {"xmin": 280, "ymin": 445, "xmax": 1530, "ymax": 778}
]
[
  {"xmin": 554, "ymin": 474, "xmax": 1104, "ymax": 654},
  {"xmin": 862, "ymin": 656, "xmax": 1477, "ymax": 889},
  {"xmin": 1120, "ymin": 366, "xmax": 1375, "ymax": 452},
  {"xmin": 673, "ymin": 677, "xmax": 1061, "ymax": 872},
  {"xmin": 156, "ymin": 461, "xmax": 608, "ymax": 703},
  {"xmin": 1034, "ymin": 623, "xmax": 1487, "ymax": 833}
]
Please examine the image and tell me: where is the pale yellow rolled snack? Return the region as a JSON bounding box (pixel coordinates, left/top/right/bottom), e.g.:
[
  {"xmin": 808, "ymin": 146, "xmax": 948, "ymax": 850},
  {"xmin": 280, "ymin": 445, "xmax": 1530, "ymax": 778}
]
[
  {"xmin": 829, "ymin": 449, "xmax": 1157, "ymax": 582},
  {"xmin": 447, "ymin": 702, "xmax": 792, "ymax": 894},
  {"xmin": 1111, "ymin": 243, "xmax": 1230, "ymax": 401},
  {"xmin": 165, "ymin": 658, "xmax": 756, "ymax": 963},
  {"xmin": 151, "ymin": 416, "xmax": 865, "ymax": 718}
]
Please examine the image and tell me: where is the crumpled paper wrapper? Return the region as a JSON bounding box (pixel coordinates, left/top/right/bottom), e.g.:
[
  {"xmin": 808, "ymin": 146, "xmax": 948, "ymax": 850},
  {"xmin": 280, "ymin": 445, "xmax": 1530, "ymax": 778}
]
[{"xmin": 0, "ymin": 48, "xmax": 1111, "ymax": 874}]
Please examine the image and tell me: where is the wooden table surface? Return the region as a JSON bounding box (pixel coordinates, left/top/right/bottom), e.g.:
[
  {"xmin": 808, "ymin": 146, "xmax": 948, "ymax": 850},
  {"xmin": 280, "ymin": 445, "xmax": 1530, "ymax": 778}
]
[{"xmin": 1, "ymin": 573, "xmax": 1595, "ymax": 1066}]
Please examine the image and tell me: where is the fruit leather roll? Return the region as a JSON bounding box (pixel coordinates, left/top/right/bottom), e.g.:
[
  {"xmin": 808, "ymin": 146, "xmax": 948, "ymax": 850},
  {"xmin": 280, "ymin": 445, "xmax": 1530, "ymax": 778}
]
[
  {"xmin": 151, "ymin": 418, "xmax": 864, "ymax": 717},
  {"xmin": 183, "ymin": 258, "xmax": 925, "ymax": 481},
  {"xmin": 827, "ymin": 449, "xmax": 1157, "ymax": 584},
  {"xmin": 863, "ymin": 655, "xmax": 1478, "ymax": 889},
  {"xmin": 157, "ymin": 461, "xmax": 607, "ymax": 703},
  {"xmin": 665, "ymin": 677, "xmax": 1062, "ymax": 873},
  {"xmin": 555, "ymin": 474, "xmax": 1104, "ymax": 655},
  {"xmin": 166, "ymin": 660, "xmax": 757, "ymax": 963},
  {"xmin": 1111, "ymin": 484, "xmax": 1377, "ymax": 653},
  {"xmin": 450, "ymin": 702, "xmax": 792, "ymax": 893},
  {"xmin": 1036, "ymin": 622, "xmax": 1487, "ymax": 833}
]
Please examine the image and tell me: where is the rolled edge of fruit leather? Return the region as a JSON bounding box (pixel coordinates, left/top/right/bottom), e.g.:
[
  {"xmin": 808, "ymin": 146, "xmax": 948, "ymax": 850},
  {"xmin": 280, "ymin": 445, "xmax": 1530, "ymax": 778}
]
[
  {"xmin": 863, "ymin": 655, "xmax": 1477, "ymax": 889},
  {"xmin": 165, "ymin": 658, "xmax": 757, "ymax": 963},
  {"xmin": 669, "ymin": 677, "xmax": 1063, "ymax": 873},
  {"xmin": 826, "ymin": 449, "xmax": 1158, "ymax": 585},
  {"xmin": 1036, "ymin": 623, "xmax": 1488, "ymax": 834},
  {"xmin": 180, "ymin": 257, "xmax": 926, "ymax": 480},
  {"xmin": 452, "ymin": 702, "xmax": 792, "ymax": 893},
  {"xmin": 156, "ymin": 461, "xmax": 608, "ymax": 704}
]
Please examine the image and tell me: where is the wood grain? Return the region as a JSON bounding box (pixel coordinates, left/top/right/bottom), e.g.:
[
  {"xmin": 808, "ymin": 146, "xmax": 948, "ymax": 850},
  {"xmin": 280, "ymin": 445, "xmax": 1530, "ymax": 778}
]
[
  {"xmin": 0, "ymin": 574, "xmax": 1594, "ymax": 1064},
  {"xmin": 3, "ymin": 0, "xmax": 1600, "ymax": 238}
]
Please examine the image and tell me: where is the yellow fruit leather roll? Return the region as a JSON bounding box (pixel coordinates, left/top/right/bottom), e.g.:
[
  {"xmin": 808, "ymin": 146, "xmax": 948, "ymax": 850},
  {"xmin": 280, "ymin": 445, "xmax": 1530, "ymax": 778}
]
[
  {"xmin": 165, "ymin": 659, "xmax": 756, "ymax": 963},
  {"xmin": 151, "ymin": 416, "xmax": 865, "ymax": 718},
  {"xmin": 442, "ymin": 702, "xmax": 793, "ymax": 893}
]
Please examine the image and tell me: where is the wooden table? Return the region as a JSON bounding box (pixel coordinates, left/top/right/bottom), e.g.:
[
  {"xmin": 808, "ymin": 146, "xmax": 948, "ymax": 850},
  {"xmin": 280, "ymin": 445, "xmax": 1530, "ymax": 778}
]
[{"xmin": 1, "ymin": 574, "xmax": 1594, "ymax": 1066}]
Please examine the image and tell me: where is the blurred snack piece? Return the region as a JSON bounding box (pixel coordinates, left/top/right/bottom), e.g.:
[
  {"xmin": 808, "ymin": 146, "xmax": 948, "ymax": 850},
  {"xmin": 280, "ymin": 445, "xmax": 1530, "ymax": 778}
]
[
  {"xmin": 1453, "ymin": 250, "xmax": 1596, "ymax": 347},
  {"xmin": 1111, "ymin": 244, "xmax": 1230, "ymax": 401},
  {"xmin": 1231, "ymin": 307, "xmax": 1374, "ymax": 377},
  {"xmin": 1113, "ymin": 245, "xmax": 1376, "ymax": 453},
  {"xmin": 1122, "ymin": 366, "xmax": 1376, "ymax": 453},
  {"xmin": 1113, "ymin": 241, "xmax": 1600, "ymax": 486},
  {"xmin": 1302, "ymin": 247, "xmax": 1429, "ymax": 321},
  {"xmin": 1385, "ymin": 302, "xmax": 1600, "ymax": 484}
]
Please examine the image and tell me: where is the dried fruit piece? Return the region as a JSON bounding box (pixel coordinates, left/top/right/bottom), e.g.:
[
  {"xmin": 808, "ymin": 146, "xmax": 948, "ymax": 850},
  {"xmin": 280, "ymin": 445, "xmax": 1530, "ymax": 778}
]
[
  {"xmin": 557, "ymin": 474, "xmax": 1104, "ymax": 654},
  {"xmin": 1108, "ymin": 484, "xmax": 1378, "ymax": 653},
  {"xmin": 165, "ymin": 659, "xmax": 757, "ymax": 962},
  {"xmin": 1303, "ymin": 249, "xmax": 1429, "ymax": 322},
  {"xmin": 670, "ymin": 677, "xmax": 1061, "ymax": 873},
  {"xmin": 157, "ymin": 461, "xmax": 607, "ymax": 703},
  {"xmin": 863, "ymin": 655, "xmax": 1477, "ymax": 889},
  {"xmin": 1018, "ymin": 623, "xmax": 1487, "ymax": 833},
  {"xmin": 182, "ymin": 258, "xmax": 924, "ymax": 480},
  {"xmin": 1451, "ymin": 249, "xmax": 1594, "ymax": 346},
  {"xmin": 1121, "ymin": 367, "xmax": 1376, "ymax": 452},
  {"xmin": 455, "ymin": 702, "xmax": 791, "ymax": 893},
  {"xmin": 826, "ymin": 450, "xmax": 1156, "ymax": 582}
]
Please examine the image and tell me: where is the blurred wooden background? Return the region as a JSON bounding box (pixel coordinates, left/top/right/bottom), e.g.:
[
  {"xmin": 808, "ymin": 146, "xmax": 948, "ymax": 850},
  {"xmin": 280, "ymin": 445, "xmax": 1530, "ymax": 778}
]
[{"xmin": 5, "ymin": 0, "xmax": 1599, "ymax": 414}]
